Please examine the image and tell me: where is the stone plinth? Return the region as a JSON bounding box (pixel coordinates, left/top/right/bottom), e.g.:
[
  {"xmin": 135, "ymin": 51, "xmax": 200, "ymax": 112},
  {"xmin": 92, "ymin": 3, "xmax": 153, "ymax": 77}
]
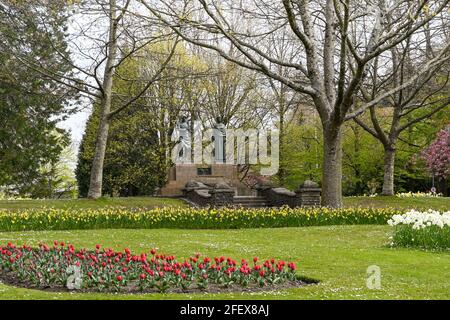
[
  {"xmin": 296, "ymin": 180, "xmax": 322, "ymax": 207},
  {"xmin": 161, "ymin": 164, "xmax": 252, "ymax": 197},
  {"xmin": 209, "ymin": 183, "xmax": 235, "ymax": 207}
]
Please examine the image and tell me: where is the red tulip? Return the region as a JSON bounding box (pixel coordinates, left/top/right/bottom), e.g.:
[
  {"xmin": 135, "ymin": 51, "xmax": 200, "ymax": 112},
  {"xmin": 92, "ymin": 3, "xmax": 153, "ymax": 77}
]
[{"xmin": 116, "ymin": 275, "xmax": 123, "ymax": 281}]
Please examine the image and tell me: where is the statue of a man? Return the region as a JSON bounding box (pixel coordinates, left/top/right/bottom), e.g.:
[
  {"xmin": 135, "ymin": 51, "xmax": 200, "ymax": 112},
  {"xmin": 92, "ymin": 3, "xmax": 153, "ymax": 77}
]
[
  {"xmin": 177, "ymin": 116, "xmax": 191, "ymax": 163},
  {"xmin": 213, "ymin": 117, "xmax": 226, "ymax": 163}
]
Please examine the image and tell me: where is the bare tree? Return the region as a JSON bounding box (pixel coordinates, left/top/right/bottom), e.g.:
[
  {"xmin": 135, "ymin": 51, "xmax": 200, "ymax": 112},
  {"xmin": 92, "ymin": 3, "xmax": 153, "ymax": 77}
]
[
  {"xmin": 5, "ymin": 0, "xmax": 178, "ymax": 198},
  {"xmin": 355, "ymin": 37, "xmax": 450, "ymax": 195},
  {"xmin": 140, "ymin": 0, "xmax": 450, "ymax": 207}
]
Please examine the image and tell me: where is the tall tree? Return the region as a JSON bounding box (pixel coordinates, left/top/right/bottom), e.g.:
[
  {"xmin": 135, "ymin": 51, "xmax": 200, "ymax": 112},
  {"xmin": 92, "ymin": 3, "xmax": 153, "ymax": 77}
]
[
  {"xmin": 355, "ymin": 36, "xmax": 450, "ymax": 195},
  {"xmin": 0, "ymin": 0, "xmax": 77, "ymax": 196},
  {"xmin": 77, "ymin": 41, "xmax": 210, "ymax": 195},
  {"xmin": 421, "ymin": 124, "xmax": 450, "ymax": 195},
  {"xmin": 2, "ymin": 0, "xmax": 178, "ymax": 199},
  {"xmin": 142, "ymin": 0, "xmax": 450, "ymax": 207}
]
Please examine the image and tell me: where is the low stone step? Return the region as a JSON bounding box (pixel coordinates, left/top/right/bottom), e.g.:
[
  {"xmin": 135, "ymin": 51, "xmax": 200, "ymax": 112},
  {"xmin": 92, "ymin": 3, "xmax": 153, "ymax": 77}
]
[
  {"xmin": 233, "ymin": 204, "xmax": 268, "ymax": 208},
  {"xmin": 232, "ymin": 196, "xmax": 268, "ymax": 208},
  {"xmin": 233, "ymin": 200, "xmax": 267, "ymax": 203},
  {"xmin": 233, "ymin": 197, "xmax": 266, "ymax": 201}
]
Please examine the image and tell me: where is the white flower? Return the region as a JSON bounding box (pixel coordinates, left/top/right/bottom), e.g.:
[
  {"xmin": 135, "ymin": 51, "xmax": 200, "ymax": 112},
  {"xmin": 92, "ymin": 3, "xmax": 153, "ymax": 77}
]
[{"xmin": 387, "ymin": 209, "xmax": 450, "ymax": 230}]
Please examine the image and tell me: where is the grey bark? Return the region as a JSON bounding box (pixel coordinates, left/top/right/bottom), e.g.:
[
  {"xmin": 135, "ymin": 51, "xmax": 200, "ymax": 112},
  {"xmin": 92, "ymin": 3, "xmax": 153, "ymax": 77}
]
[
  {"xmin": 381, "ymin": 147, "xmax": 396, "ymax": 196},
  {"xmin": 322, "ymin": 126, "xmax": 343, "ymax": 207},
  {"xmin": 87, "ymin": 0, "xmax": 119, "ymax": 199},
  {"xmin": 141, "ymin": 0, "xmax": 450, "ymax": 208}
]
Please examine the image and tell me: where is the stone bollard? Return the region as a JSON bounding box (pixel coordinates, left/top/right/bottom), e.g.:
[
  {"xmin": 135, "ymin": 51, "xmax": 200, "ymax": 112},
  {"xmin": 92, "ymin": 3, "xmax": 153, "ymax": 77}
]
[
  {"xmin": 296, "ymin": 180, "xmax": 322, "ymax": 207},
  {"xmin": 182, "ymin": 181, "xmax": 212, "ymax": 206},
  {"xmin": 254, "ymin": 181, "xmax": 274, "ymax": 197},
  {"xmin": 209, "ymin": 183, "xmax": 235, "ymax": 207}
]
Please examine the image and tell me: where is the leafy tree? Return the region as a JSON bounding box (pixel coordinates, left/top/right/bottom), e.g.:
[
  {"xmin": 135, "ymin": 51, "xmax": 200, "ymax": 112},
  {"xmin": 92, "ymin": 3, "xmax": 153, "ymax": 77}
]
[
  {"xmin": 421, "ymin": 125, "xmax": 450, "ymax": 195},
  {"xmin": 0, "ymin": 0, "xmax": 77, "ymax": 196},
  {"xmin": 277, "ymin": 109, "xmax": 322, "ymax": 190},
  {"xmin": 144, "ymin": 0, "xmax": 450, "ymax": 207},
  {"xmin": 76, "ymin": 42, "xmax": 207, "ymax": 196}
]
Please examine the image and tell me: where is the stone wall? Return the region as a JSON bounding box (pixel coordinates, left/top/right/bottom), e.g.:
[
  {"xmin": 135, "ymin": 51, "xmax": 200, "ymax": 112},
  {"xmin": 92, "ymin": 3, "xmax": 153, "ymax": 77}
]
[
  {"xmin": 183, "ymin": 181, "xmax": 235, "ymax": 207},
  {"xmin": 256, "ymin": 180, "xmax": 321, "ymax": 208}
]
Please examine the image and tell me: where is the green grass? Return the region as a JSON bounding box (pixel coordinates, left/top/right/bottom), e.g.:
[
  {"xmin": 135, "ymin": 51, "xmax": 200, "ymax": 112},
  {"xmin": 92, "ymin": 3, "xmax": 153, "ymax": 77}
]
[
  {"xmin": 0, "ymin": 226, "xmax": 448, "ymax": 300},
  {"xmin": 392, "ymin": 225, "xmax": 450, "ymax": 250},
  {"xmin": 344, "ymin": 196, "xmax": 449, "ymax": 211},
  {"xmin": 0, "ymin": 196, "xmax": 447, "ymax": 212},
  {"xmin": 0, "ymin": 197, "xmax": 187, "ymax": 211}
]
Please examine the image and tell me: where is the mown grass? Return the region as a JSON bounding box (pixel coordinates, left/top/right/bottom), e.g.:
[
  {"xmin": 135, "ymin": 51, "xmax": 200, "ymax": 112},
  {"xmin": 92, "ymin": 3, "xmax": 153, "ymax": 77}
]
[
  {"xmin": 344, "ymin": 196, "xmax": 449, "ymax": 211},
  {"xmin": 0, "ymin": 226, "xmax": 449, "ymax": 300},
  {"xmin": 0, "ymin": 196, "xmax": 447, "ymax": 212},
  {"xmin": 0, "ymin": 197, "xmax": 187, "ymax": 211}
]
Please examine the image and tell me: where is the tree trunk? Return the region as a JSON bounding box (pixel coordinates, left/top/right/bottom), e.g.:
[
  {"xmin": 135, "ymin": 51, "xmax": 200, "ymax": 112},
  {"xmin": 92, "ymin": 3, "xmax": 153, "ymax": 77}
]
[
  {"xmin": 87, "ymin": 97, "xmax": 111, "ymax": 199},
  {"xmin": 87, "ymin": 0, "xmax": 118, "ymax": 199},
  {"xmin": 381, "ymin": 147, "xmax": 395, "ymax": 196},
  {"xmin": 321, "ymin": 126, "xmax": 343, "ymax": 208},
  {"xmin": 278, "ymin": 107, "xmax": 286, "ymax": 186}
]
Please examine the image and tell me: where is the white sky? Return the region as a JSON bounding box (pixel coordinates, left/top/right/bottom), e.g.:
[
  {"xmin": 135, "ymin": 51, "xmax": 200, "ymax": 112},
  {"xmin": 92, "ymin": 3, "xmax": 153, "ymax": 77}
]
[{"xmin": 57, "ymin": 110, "xmax": 90, "ymax": 150}]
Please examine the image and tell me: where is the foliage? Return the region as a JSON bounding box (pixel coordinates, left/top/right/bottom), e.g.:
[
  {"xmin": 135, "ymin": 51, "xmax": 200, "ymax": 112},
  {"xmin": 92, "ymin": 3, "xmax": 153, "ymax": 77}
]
[
  {"xmin": 389, "ymin": 209, "xmax": 450, "ymax": 250},
  {"xmin": 0, "ymin": 242, "xmax": 298, "ymax": 293},
  {"xmin": 0, "ymin": 206, "xmax": 401, "ymax": 231},
  {"xmin": 76, "ymin": 42, "xmax": 210, "ymax": 197},
  {"xmin": 278, "ymin": 105, "xmax": 449, "ymax": 195},
  {"xmin": 421, "ymin": 125, "xmax": 450, "ymax": 178},
  {"xmin": 342, "ymin": 122, "xmax": 384, "ymax": 195},
  {"xmin": 278, "ymin": 117, "xmax": 322, "ymax": 190},
  {"xmin": 0, "ymin": 1, "xmax": 78, "ymax": 197}
]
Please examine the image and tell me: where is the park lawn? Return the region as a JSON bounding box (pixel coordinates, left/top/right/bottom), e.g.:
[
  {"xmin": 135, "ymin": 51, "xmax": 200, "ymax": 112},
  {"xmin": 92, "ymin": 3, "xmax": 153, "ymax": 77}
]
[
  {"xmin": 0, "ymin": 196, "xmax": 448, "ymax": 212},
  {"xmin": 0, "ymin": 197, "xmax": 187, "ymax": 211},
  {"xmin": 344, "ymin": 196, "xmax": 449, "ymax": 211},
  {"xmin": 0, "ymin": 225, "xmax": 448, "ymax": 300}
]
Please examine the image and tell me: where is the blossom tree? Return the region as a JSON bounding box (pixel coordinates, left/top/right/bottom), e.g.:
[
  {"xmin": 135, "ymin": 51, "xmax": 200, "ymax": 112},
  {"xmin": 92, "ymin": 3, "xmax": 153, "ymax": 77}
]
[{"xmin": 421, "ymin": 125, "xmax": 450, "ymax": 194}]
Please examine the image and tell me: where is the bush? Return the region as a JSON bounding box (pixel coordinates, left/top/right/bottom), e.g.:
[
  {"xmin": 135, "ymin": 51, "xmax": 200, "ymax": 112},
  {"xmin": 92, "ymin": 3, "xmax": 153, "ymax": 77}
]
[
  {"xmin": 388, "ymin": 210, "xmax": 450, "ymax": 250},
  {"xmin": 0, "ymin": 207, "xmax": 401, "ymax": 231}
]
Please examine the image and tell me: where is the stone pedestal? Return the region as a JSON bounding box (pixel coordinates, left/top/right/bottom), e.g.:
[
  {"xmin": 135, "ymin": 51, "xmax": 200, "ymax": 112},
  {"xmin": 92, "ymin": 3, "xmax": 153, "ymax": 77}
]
[
  {"xmin": 296, "ymin": 180, "xmax": 322, "ymax": 207},
  {"xmin": 209, "ymin": 183, "xmax": 235, "ymax": 207},
  {"xmin": 161, "ymin": 164, "xmax": 253, "ymax": 197}
]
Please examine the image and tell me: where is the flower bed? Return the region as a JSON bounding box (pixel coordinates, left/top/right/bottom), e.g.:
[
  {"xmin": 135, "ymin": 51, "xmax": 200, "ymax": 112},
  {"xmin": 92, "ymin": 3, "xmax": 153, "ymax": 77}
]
[
  {"xmin": 388, "ymin": 210, "xmax": 450, "ymax": 250},
  {"xmin": 0, "ymin": 207, "xmax": 400, "ymax": 231},
  {"xmin": 396, "ymin": 192, "xmax": 443, "ymax": 198},
  {"xmin": 0, "ymin": 242, "xmax": 310, "ymax": 293}
]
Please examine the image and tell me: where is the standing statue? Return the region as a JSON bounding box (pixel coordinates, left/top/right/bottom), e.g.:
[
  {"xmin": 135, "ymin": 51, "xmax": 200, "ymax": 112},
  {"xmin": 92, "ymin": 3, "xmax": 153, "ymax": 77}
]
[
  {"xmin": 176, "ymin": 116, "xmax": 191, "ymax": 163},
  {"xmin": 213, "ymin": 117, "xmax": 226, "ymax": 164}
]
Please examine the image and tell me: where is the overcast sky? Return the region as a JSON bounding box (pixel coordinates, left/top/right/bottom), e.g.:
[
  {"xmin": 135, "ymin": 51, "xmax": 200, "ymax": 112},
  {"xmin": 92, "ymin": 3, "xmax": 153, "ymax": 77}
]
[{"xmin": 58, "ymin": 109, "xmax": 90, "ymax": 149}]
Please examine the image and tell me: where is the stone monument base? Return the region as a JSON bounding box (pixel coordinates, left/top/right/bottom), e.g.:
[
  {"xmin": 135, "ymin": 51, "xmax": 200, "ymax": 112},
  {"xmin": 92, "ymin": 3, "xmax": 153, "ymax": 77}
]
[{"xmin": 160, "ymin": 164, "xmax": 254, "ymax": 197}]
